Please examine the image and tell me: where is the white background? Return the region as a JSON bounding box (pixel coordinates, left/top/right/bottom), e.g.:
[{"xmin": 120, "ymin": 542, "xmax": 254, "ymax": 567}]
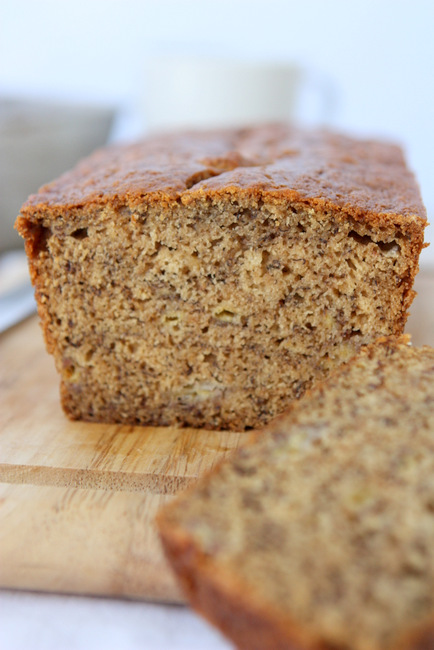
[{"xmin": 1, "ymin": 0, "xmax": 433, "ymax": 264}]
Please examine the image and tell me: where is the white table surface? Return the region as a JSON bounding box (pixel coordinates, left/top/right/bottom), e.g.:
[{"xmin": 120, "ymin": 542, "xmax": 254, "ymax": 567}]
[{"xmin": 0, "ymin": 589, "xmax": 232, "ymax": 650}]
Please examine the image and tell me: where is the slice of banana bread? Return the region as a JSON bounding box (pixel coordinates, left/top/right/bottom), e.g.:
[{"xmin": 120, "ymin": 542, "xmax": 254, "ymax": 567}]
[
  {"xmin": 16, "ymin": 125, "xmax": 426, "ymax": 430},
  {"xmin": 157, "ymin": 337, "xmax": 434, "ymax": 650}
]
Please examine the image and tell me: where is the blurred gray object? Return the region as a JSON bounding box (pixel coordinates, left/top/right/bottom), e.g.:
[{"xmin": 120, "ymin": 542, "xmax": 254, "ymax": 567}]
[
  {"xmin": 0, "ymin": 98, "xmax": 115, "ymax": 251},
  {"xmin": 0, "ymin": 249, "xmax": 36, "ymax": 332}
]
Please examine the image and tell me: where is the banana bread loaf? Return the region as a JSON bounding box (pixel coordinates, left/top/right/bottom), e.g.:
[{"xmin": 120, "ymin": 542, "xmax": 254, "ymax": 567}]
[
  {"xmin": 16, "ymin": 125, "xmax": 426, "ymax": 430},
  {"xmin": 157, "ymin": 336, "xmax": 434, "ymax": 650}
]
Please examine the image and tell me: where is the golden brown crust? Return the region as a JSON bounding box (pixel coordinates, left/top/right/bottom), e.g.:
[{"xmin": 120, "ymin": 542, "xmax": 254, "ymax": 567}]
[{"xmin": 20, "ymin": 124, "xmax": 426, "ymax": 227}]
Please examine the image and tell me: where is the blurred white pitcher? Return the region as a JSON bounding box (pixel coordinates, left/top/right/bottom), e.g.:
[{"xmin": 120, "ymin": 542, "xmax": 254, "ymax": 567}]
[{"xmin": 141, "ymin": 55, "xmax": 335, "ymax": 132}]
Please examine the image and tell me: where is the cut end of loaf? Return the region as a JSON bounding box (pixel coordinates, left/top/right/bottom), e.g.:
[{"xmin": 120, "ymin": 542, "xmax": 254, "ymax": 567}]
[{"xmin": 18, "ymin": 194, "xmax": 423, "ymax": 430}]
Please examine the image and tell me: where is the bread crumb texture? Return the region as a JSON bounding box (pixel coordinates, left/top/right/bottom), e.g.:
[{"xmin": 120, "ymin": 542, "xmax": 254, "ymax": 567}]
[
  {"xmin": 16, "ymin": 125, "xmax": 426, "ymax": 430},
  {"xmin": 159, "ymin": 339, "xmax": 434, "ymax": 650}
]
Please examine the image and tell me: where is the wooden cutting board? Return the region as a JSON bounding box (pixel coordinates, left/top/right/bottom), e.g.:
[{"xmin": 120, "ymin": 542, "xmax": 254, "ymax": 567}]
[
  {"xmin": 0, "ymin": 316, "xmax": 247, "ymax": 603},
  {"xmin": 1, "ymin": 270, "xmax": 433, "ymax": 603}
]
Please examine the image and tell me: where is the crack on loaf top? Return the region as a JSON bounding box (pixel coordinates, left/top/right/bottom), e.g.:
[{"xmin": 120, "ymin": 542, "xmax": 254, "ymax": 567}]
[
  {"xmin": 19, "ymin": 124, "xmax": 427, "ymax": 223},
  {"xmin": 185, "ymin": 151, "xmax": 269, "ymax": 189}
]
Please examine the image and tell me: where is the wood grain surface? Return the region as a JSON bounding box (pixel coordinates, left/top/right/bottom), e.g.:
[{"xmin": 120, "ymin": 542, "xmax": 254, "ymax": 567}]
[{"xmin": 0, "ymin": 270, "xmax": 433, "ymax": 602}]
